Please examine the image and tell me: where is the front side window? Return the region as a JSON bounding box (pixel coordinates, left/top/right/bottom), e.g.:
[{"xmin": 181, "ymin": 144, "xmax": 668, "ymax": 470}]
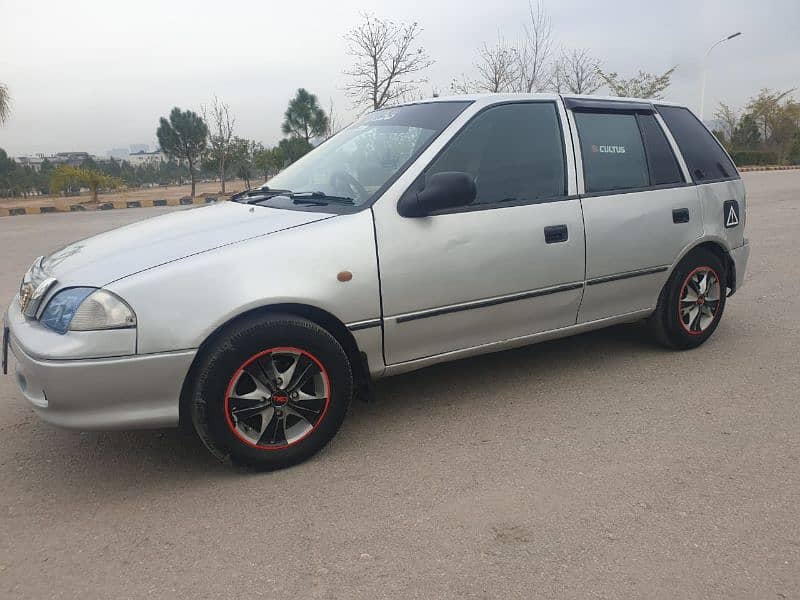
[
  {"xmin": 656, "ymin": 105, "xmax": 738, "ymax": 182},
  {"xmin": 575, "ymin": 111, "xmax": 649, "ymax": 193},
  {"xmin": 424, "ymin": 102, "xmax": 567, "ymax": 207},
  {"xmin": 260, "ymin": 102, "xmax": 471, "ymax": 210}
]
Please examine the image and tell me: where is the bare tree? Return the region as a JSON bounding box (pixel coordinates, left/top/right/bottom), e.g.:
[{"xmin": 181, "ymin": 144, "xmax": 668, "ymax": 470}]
[
  {"xmin": 344, "ymin": 13, "xmax": 434, "ymax": 110},
  {"xmin": 202, "ymin": 96, "xmax": 235, "ymax": 193},
  {"xmin": 515, "ymin": 0, "xmax": 553, "ymax": 92},
  {"xmin": 550, "ymin": 48, "xmax": 602, "ymax": 94},
  {"xmin": 450, "ymin": 36, "xmax": 518, "ymax": 94},
  {"xmin": 598, "ymin": 67, "xmax": 677, "ymax": 99},
  {"xmin": 325, "ymin": 98, "xmax": 343, "ymax": 139},
  {"xmin": 475, "ymin": 38, "xmax": 518, "ymax": 92},
  {"xmin": 714, "ymin": 102, "xmax": 740, "ymax": 143}
]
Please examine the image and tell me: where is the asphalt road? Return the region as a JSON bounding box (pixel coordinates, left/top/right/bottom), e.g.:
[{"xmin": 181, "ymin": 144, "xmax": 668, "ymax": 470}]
[{"xmin": 1, "ymin": 173, "xmax": 798, "ymax": 599}]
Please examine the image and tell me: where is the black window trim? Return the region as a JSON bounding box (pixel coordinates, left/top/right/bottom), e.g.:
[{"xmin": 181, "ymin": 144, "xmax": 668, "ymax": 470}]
[
  {"xmin": 580, "ymin": 181, "xmax": 693, "ymax": 199},
  {"xmin": 563, "ymin": 97, "xmax": 655, "ymax": 113},
  {"xmin": 654, "ymin": 103, "xmax": 741, "ymax": 184},
  {"xmin": 398, "ymin": 99, "xmax": 573, "ymax": 217},
  {"xmin": 572, "ymin": 106, "xmax": 689, "ymax": 198}
]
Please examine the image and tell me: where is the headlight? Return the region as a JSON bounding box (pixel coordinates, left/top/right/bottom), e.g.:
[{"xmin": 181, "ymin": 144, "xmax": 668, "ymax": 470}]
[{"xmin": 39, "ymin": 288, "xmax": 136, "ymax": 334}]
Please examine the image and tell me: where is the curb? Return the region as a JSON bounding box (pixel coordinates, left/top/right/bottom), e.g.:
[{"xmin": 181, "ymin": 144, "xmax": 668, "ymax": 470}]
[
  {"xmin": 739, "ymin": 165, "xmax": 800, "ymax": 172},
  {"xmin": 0, "ymin": 195, "xmax": 225, "ymax": 218}
]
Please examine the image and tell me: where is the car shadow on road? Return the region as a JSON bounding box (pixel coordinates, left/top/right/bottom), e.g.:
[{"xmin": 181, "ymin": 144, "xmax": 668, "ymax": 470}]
[
  {"xmin": 350, "ymin": 320, "xmax": 663, "ymax": 425},
  {"xmin": 10, "ymin": 321, "xmax": 663, "ymax": 491}
]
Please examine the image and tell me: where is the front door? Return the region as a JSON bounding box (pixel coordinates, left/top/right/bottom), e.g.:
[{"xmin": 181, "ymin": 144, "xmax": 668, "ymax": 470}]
[
  {"xmin": 567, "ymin": 104, "xmax": 703, "ymax": 323},
  {"xmin": 373, "ymin": 100, "xmax": 586, "ymax": 365}
]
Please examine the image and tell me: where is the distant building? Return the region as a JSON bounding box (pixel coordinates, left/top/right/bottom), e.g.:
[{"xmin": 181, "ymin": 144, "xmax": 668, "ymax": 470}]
[
  {"xmin": 13, "ymin": 151, "xmax": 97, "ymax": 171},
  {"xmin": 129, "ymin": 143, "xmax": 149, "ymax": 154},
  {"xmin": 53, "ymin": 152, "xmax": 93, "ymax": 167},
  {"xmin": 14, "ymin": 155, "xmax": 47, "ymax": 171},
  {"xmin": 127, "ymin": 150, "xmax": 165, "ymax": 167},
  {"xmin": 108, "ymin": 147, "xmax": 129, "ymax": 160}
]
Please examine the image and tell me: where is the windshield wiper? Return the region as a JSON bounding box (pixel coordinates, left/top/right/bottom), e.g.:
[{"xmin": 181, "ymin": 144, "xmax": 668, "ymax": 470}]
[
  {"xmin": 288, "ymin": 191, "xmax": 356, "ymax": 206},
  {"xmin": 234, "ymin": 187, "xmax": 293, "ymax": 204}
]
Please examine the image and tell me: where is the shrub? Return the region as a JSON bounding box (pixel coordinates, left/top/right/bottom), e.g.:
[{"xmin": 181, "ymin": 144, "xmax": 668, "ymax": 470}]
[{"xmin": 729, "ymin": 150, "xmax": 779, "ymax": 166}]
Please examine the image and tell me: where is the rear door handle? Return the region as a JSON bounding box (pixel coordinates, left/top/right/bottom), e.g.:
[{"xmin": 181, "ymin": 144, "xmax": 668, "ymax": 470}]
[
  {"xmin": 672, "ymin": 208, "xmax": 690, "ymax": 223},
  {"xmin": 544, "ymin": 224, "xmax": 568, "ymax": 244}
]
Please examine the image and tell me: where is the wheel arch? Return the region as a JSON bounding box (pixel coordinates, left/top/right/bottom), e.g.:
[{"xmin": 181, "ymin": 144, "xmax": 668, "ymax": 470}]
[
  {"xmin": 178, "ymin": 302, "xmax": 366, "ymax": 429},
  {"xmin": 670, "ymin": 238, "xmax": 737, "ymax": 293}
]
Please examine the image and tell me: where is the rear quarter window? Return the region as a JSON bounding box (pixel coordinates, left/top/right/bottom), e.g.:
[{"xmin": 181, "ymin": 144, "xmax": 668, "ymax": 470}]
[{"xmin": 656, "ymin": 105, "xmax": 738, "ymax": 183}]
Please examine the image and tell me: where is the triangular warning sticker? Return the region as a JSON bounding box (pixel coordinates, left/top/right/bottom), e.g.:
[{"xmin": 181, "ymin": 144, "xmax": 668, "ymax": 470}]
[{"xmin": 726, "ymin": 205, "xmax": 739, "ymax": 227}]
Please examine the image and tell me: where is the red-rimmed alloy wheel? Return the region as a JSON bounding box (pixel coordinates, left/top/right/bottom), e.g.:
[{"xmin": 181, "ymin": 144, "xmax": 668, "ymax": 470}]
[
  {"xmin": 649, "ymin": 248, "xmax": 727, "ymax": 350},
  {"xmin": 224, "ymin": 347, "xmax": 331, "ymax": 450},
  {"xmin": 190, "ymin": 313, "xmax": 353, "ymax": 470},
  {"xmin": 678, "ymin": 266, "xmax": 722, "ymax": 335}
]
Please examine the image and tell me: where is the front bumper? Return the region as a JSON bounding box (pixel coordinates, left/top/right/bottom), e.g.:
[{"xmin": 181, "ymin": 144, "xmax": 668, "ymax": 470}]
[
  {"xmin": 729, "ymin": 239, "xmax": 750, "ymax": 294},
  {"xmin": 5, "ymin": 301, "xmax": 196, "ymax": 430}
]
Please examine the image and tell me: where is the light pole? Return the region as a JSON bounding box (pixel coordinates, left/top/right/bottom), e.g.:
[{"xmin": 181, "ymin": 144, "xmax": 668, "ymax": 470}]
[{"xmin": 700, "ymin": 32, "xmax": 742, "ymax": 119}]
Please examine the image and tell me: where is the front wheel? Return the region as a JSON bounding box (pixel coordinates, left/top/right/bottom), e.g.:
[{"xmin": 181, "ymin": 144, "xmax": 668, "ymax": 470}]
[
  {"xmin": 190, "ymin": 313, "xmax": 353, "ymax": 470},
  {"xmin": 649, "ymin": 249, "xmax": 727, "ymax": 349}
]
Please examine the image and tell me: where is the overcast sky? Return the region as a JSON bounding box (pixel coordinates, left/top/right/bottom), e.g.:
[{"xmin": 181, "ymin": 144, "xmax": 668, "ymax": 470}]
[{"xmin": 1, "ymin": 0, "xmax": 798, "ymax": 156}]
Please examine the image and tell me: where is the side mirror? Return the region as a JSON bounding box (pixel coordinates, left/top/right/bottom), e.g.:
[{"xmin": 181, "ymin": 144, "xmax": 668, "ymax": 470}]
[{"xmin": 397, "ymin": 171, "xmax": 477, "ymax": 217}]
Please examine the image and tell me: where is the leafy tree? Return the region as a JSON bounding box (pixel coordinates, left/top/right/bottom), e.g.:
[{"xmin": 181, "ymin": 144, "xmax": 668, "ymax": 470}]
[
  {"xmin": 736, "ymin": 110, "xmax": 757, "ymax": 146},
  {"xmin": 344, "ymin": 13, "xmax": 434, "ymax": 110},
  {"xmin": 49, "ymin": 165, "xmax": 83, "ymax": 196},
  {"xmin": 228, "ymin": 138, "xmax": 260, "ymax": 190},
  {"xmin": 282, "ymin": 89, "xmax": 328, "ymax": 143},
  {"xmin": 746, "ymin": 88, "xmax": 795, "ymax": 141},
  {"xmin": 156, "ymin": 107, "xmax": 208, "ymax": 197},
  {"xmin": 277, "ymin": 137, "xmax": 313, "ymax": 164},
  {"xmin": 599, "ymin": 67, "xmax": 676, "ymax": 99},
  {"xmin": 713, "ymin": 90, "xmax": 800, "ymax": 165},
  {"xmin": 714, "ymin": 102, "xmax": 740, "ymax": 144},
  {"xmin": 50, "ymin": 165, "xmax": 122, "ymax": 202},
  {"xmin": 253, "ymin": 147, "xmax": 285, "ymax": 181},
  {"xmin": 203, "ymin": 96, "xmax": 236, "ymax": 193},
  {"xmin": 0, "ymin": 148, "xmax": 17, "ymax": 195},
  {"xmin": 0, "ymin": 82, "xmax": 10, "ymax": 124}
]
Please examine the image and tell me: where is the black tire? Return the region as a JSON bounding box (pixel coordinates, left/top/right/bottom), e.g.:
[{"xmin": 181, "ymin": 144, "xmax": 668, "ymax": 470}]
[
  {"xmin": 649, "ymin": 248, "xmax": 727, "ymax": 350},
  {"xmin": 190, "ymin": 313, "xmax": 352, "ymax": 470}
]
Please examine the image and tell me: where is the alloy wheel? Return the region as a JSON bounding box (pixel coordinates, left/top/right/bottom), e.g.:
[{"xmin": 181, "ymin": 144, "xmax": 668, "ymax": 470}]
[
  {"xmin": 224, "ymin": 347, "xmax": 330, "ymax": 449},
  {"xmin": 678, "ymin": 266, "xmax": 722, "ymax": 335}
]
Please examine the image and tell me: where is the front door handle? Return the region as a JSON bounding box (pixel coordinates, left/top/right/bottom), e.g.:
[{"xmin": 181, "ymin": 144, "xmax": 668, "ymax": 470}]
[
  {"xmin": 544, "ymin": 224, "xmax": 568, "ymax": 244},
  {"xmin": 672, "ymin": 208, "xmax": 690, "ymax": 223}
]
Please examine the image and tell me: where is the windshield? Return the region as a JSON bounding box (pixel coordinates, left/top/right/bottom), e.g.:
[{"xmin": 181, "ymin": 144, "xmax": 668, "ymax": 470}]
[{"xmin": 260, "ymin": 101, "xmax": 471, "ymax": 210}]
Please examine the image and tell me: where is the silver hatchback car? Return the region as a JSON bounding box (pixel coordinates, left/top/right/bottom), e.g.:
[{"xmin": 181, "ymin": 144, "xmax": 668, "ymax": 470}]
[{"xmin": 4, "ymin": 93, "xmax": 749, "ymax": 469}]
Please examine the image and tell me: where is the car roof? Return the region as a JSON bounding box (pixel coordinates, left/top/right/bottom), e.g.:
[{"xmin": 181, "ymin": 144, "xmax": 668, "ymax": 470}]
[{"xmin": 398, "ymin": 92, "xmax": 685, "ymax": 109}]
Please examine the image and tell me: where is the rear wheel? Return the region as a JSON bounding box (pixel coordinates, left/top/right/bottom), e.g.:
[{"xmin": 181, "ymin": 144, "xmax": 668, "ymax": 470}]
[
  {"xmin": 649, "ymin": 249, "xmax": 727, "ymax": 349},
  {"xmin": 190, "ymin": 313, "xmax": 352, "ymax": 470}
]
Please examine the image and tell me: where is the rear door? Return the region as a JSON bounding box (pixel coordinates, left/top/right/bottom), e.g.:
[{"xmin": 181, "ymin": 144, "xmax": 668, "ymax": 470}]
[
  {"xmin": 655, "ymin": 104, "xmax": 745, "ymax": 251},
  {"xmin": 566, "ymin": 99, "xmax": 703, "ymax": 323}
]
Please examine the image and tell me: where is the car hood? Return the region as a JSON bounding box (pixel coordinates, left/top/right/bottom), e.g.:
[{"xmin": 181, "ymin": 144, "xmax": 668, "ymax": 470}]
[{"xmin": 41, "ymin": 202, "xmax": 333, "ymax": 287}]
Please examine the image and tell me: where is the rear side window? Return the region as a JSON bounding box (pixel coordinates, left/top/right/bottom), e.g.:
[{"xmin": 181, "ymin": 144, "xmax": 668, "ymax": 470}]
[
  {"xmin": 575, "ymin": 112, "xmax": 649, "ymax": 193},
  {"xmin": 656, "ymin": 105, "xmax": 738, "ymax": 182},
  {"xmin": 637, "ymin": 113, "xmax": 684, "ymax": 186},
  {"xmin": 426, "ymin": 102, "xmax": 566, "ymax": 206}
]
